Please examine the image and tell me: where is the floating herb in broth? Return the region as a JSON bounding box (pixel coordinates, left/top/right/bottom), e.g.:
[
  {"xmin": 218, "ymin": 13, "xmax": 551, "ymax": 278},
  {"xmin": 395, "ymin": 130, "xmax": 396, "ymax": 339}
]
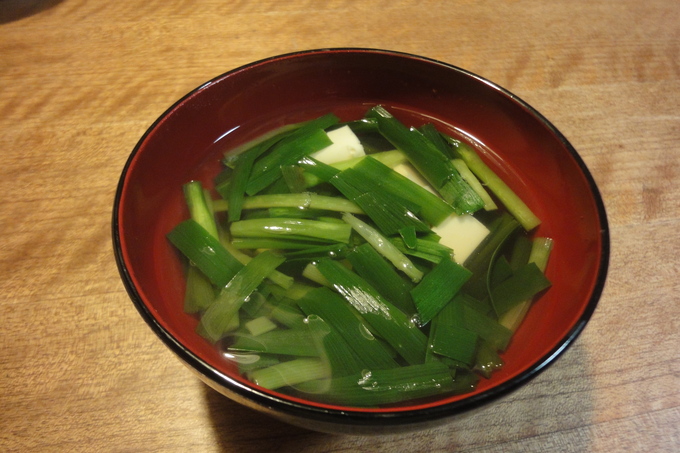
[{"xmin": 167, "ymin": 106, "xmax": 553, "ymax": 408}]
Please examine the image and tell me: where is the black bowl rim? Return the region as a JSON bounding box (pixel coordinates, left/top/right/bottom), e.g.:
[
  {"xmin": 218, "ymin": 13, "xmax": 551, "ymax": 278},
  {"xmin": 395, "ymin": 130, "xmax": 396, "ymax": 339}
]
[{"xmin": 112, "ymin": 47, "xmax": 610, "ymax": 428}]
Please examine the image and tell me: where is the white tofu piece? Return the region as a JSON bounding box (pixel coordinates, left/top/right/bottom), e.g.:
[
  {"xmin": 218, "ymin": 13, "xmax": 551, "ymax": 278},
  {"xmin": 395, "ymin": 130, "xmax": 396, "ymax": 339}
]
[
  {"xmin": 392, "ymin": 162, "xmax": 437, "ymax": 194},
  {"xmin": 432, "ymin": 214, "xmax": 490, "ymax": 264},
  {"xmin": 310, "ymin": 125, "xmax": 365, "ymax": 164},
  {"xmin": 393, "ymin": 162, "xmax": 489, "ymax": 263}
]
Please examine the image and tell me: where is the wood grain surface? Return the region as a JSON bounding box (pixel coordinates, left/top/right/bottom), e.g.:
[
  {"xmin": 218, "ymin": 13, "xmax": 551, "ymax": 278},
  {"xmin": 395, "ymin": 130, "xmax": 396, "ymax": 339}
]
[{"xmin": 1, "ymin": 0, "xmax": 678, "ymax": 451}]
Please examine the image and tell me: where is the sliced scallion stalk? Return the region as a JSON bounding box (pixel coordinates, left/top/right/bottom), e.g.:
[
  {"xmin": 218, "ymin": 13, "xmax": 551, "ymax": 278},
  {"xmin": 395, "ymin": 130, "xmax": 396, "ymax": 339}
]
[
  {"xmin": 447, "ymin": 139, "xmax": 541, "ymax": 231},
  {"xmin": 183, "ymin": 181, "xmax": 219, "ymax": 238},
  {"xmin": 248, "ymin": 358, "xmax": 329, "ymax": 390},
  {"xmin": 430, "ymin": 295, "xmax": 479, "ymax": 366},
  {"xmin": 490, "ymin": 262, "xmax": 552, "ymax": 317},
  {"xmin": 214, "ymin": 193, "xmax": 363, "ymax": 214},
  {"xmin": 230, "ymin": 329, "xmax": 319, "ymax": 356},
  {"xmin": 315, "ymin": 258, "xmax": 428, "ymax": 365},
  {"xmin": 451, "ymin": 159, "xmax": 498, "ymax": 211},
  {"xmin": 460, "ymin": 297, "xmax": 512, "ymax": 351},
  {"xmin": 499, "ymin": 237, "xmax": 554, "ymax": 331},
  {"xmin": 218, "ymin": 233, "xmax": 293, "ymax": 289},
  {"xmin": 330, "ymin": 167, "xmax": 430, "ymax": 236},
  {"xmin": 463, "ymin": 214, "xmax": 520, "ymax": 300},
  {"xmin": 474, "ymin": 340, "xmax": 505, "ymax": 379},
  {"xmin": 350, "ymin": 156, "xmax": 454, "ymax": 226},
  {"xmin": 246, "ymin": 114, "xmax": 339, "ymax": 195},
  {"xmin": 410, "ymin": 256, "xmax": 472, "ymax": 325},
  {"xmin": 244, "ymin": 316, "xmax": 278, "ymax": 337},
  {"xmin": 230, "ymin": 237, "xmax": 336, "ymax": 250},
  {"xmin": 167, "ymin": 219, "xmax": 243, "ymax": 288},
  {"xmin": 296, "ymin": 287, "xmax": 400, "ymax": 370},
  {"xmin": 389, "ymin": 236, "xmax": 454, "ymax": 264},
  {"xmin": 230, "ymin": 218, "xmax": 352, "ymax": 244},
  {"xmin": 346, "ymin": 243, "xmax": 416, "ymax": 315},
  {"xmin": 183, "ymin": 265, "xmax": 216, "ymax": 314},
  {"xmin": 419, "ymin": 124, "xmax": 496, "ymax": 212},
  {"xmin": 342, "ymin": 212, "xmax": 424, "ymax": 283},
  {"xmin": 365, "ymin": 106, "xmax": 484, "ymax": 214},
  {"xmin": 199, "ymin": 251, "xmax": 285, "ymax": 342},
  {"xmin": 305, "ymin": 314, "xmax": 366, "ymax": 377},
  {"xmin": 281, "ymin": 165, "xmax": 307, "ymax": 193},
  {"xmin": 302, "ymin": 362, "xmax": 454, "ymax": 407}
]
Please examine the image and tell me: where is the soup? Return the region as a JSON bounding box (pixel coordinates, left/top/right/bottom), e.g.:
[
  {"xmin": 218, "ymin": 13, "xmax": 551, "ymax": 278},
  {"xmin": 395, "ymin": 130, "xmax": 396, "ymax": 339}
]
[{"xmin": 166, "ymin": 105, "xmax": 553, "ymax": 407}]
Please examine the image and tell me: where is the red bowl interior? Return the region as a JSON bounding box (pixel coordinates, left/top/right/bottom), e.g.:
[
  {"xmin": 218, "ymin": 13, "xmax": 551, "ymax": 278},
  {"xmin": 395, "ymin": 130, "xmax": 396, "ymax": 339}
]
[{"xmin": 114, "ymin": 49, "xmax": 607, "ymax": 417}]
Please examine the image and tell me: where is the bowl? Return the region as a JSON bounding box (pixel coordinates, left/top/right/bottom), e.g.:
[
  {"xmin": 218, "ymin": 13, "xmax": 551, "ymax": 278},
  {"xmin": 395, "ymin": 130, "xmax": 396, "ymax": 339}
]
[{"xmin": 112, "ymin": 48, "xmax": 609, "ymax": 434}]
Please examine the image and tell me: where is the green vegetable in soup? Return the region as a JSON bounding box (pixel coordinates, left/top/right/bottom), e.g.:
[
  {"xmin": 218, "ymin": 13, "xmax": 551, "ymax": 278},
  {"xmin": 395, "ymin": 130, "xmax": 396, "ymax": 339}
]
[{"xmin": 167, "ymin": 106, "xmax": 552, "ymax": 407}]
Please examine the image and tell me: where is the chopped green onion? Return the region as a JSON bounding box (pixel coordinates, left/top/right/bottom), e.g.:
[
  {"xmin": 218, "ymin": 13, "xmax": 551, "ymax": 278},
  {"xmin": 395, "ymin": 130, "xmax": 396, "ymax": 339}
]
[
  {"xmin": 222, "ymin": 122, "xmax": 302, "ymax": 165},
  {"xmin": 296, "ymin": 287, "xmax": 400, "ymax": 370},
  {"xmin": 430, "ymin": 296, "xmax": 479, "ymax": 366},
  {"xmin": 230, "ymin": 329, "xmax": 319, "ymax": 356},
  {"xmin": 474, "ymin": 340, "xmax": 504, "ymax": 379},
  {"xmin": 281, "ymin": 165, "xmax": 307, "ymax": 193},
  {"xmin": 410, "ymin": 256, "xmax": 472, "ymax": 325},
  {"xmin": 305, "ymin": 314, "xmax": 366, "ymax": 377},
  {"xmin": 230, "ymin": 218, "xmax": 352, "ymax": 244},
  {"xmin": 246, "ymin": 114, "xmax": 339, "ymax": 195},
  {"xmin": 500, "ymin": 237, "xmax": 554, "ymax": 331},
  {"xmin": 490, "ymin": 262, "xmax": 552, "ymax": 317},
  {"xmin": 301, "ymin": 262, "xmax": 330, "ymax": 286},
  {"xmin": 183, "ymin": 265, "xmax": 216, "ymax": 314},
  {"xmin": 315, "ymin": 258, "xmax": 428, "ymax": 365},
  {"xmin": 199, "ymin": 251, "xmax": 285, "ymax": 342},
  {"xmin": 350, "ymin": 156, "xmax": 454, "ymax": 226},
  {"xmin": 330, "ymin": 166, "xmax": 430, "ymax": 236},
  {"xmin": 222, "ymin": 151, "xmax": 256, "ymax": 222},
  {"xmin": 342, "ymin": 212, "xmax": 424, "ymax": 283},
  {"xmin": 183, "ymin": 181, "xmax": 219, "ymax": 238},
  {"xmin": 248, "ymin": 358, "xmax": 329, "ymax": 390},
  {"xmin": 214, "ymin": 192, "xmax": 363, "ymax": 214},
  {"xmin": 508, "ymin": 234, "xmax": 533, "ymax": 272},
  {"xmin": 303, "ymin": 362, "xmax": 454, "ymax": 407},
  {"xmin": 419, "ymin": 124, "xmax": 497, "ymax": 212},
  {"xmin": 463, "ymin": 214, "xmax": 520, "ymax": 300},
  {"xmin": 365, "ymin": 106, "xmax": 484, "ymax": 214},
  {"xmin": 446, "ymin": 138, "xmax": 541, "ymax": 230},
  {"xmin": 230, "ymin": 237, "xmax": 338, "ymax": 250},
  {"xmin": 218, "ymin": 234, "xmax": 293, "ymax": 289},
  {"xmin": 167, "ymin": 219, "xmax": 243, "ymax": 287},
  {"xmin": 269, "ymin": 303, "xmax": 307, "ymax": 329},
  {"xmin": 389, "ymin": 236, "xmax": 454, "ymax": 264},
  {"xmin": 346, "ymin": 243, "xmax": 416, "ymax": 315},
  {"xmin": 459, "ymin": 296, "xmax": 512, "ymax": 351},
  {"xmin": 451, "ymin": 159, "xmax": 498, "ymax": 211},
  {"xmin": 244, "ymin": 316, "xmax": 278, "ymax": 336}
]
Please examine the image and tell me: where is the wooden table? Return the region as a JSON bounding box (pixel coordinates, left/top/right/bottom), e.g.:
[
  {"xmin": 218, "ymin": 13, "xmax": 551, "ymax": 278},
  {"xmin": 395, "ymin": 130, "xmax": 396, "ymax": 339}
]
[{"xmin": 2, "ymin": 1, "xmax": 678, "ymax": 451}]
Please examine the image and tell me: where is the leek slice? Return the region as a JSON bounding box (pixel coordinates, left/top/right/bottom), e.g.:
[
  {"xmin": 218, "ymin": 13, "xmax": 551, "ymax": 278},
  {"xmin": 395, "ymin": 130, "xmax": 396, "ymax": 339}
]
[
  {"xmin": 410, "ymin": 256, "xmax": 472, "ymax": 325},
  {"xmin": 500, "ymin": 237, "xmax": 554, "ymax": 331},
  {"xmin": 183, "ymin": 265, "xmax": 216, "ymax": 314},
  {"xmin": 183, "ymin": 180, "xmax": 219, "ymax": 238},
  {"xmin": 315, "ymin": 258, "xmax": 428, "ymax": 365},
  {"xmin": 346, "ymin": 243, "xmax": 416, "ymax": 315},
  {"xmin": 230, "ymin": 329, "xmax": 319, "ymax": 357},
  {"xmin": 299, "ymin": 362, "xmax": 454, "ymax": 407},
  {"xmin": 296, "ymin": 287, "xmax": 400, "ymax": 370},
  {"xmin": 365, "ymin": 105, "xmax": 484, "ymax": 214},
  {"xmin": 248, "ymin": 358, "xmax": 329, "ymax": 390},
  {"xmin": 167, "ymin": 219, "xmax": 243, "ymax": 287},
  {"xmin": 199, "ymin": 251, "xmax": 285, "ymax": 342},
  {"xmin": 230, "ymin": 218, "xmax": 352, "ymax": 244},
  {"xmin": 446, "ymin": 138, "xmax": 541, "ymax": 231},
  {"xmin": 342, "ymin": 213, "xmax": 424, "ymax": 283}
]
